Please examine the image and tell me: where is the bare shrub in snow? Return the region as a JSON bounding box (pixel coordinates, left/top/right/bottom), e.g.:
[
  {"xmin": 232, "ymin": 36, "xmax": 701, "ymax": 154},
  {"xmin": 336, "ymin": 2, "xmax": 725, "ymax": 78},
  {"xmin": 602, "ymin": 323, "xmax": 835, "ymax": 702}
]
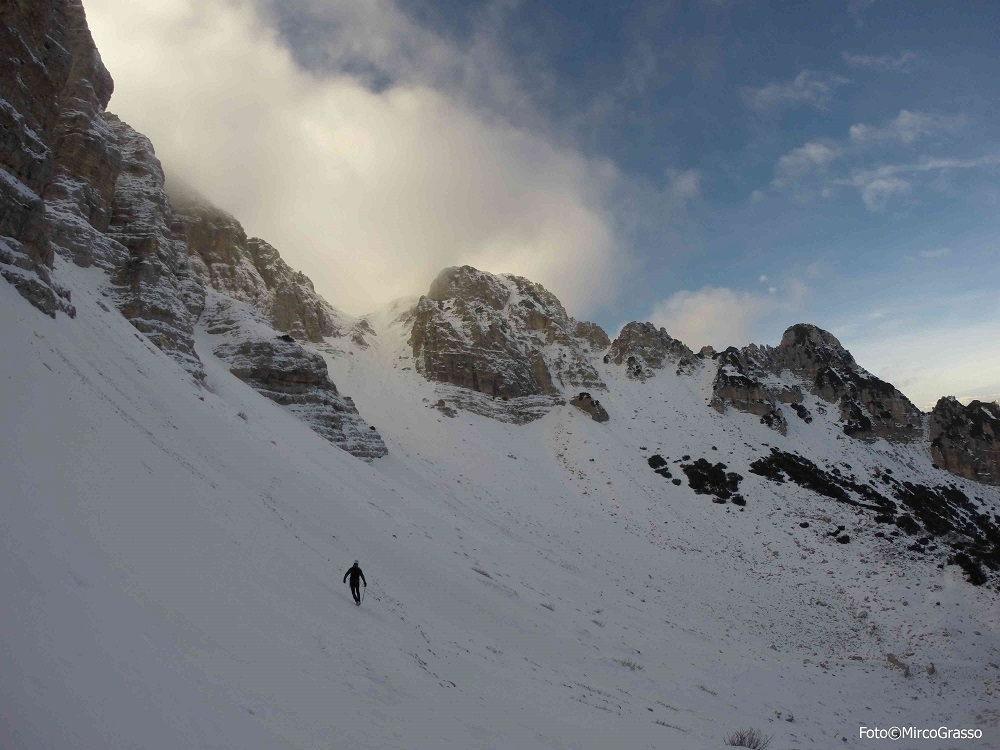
[{"xmin": 724, "ymin": 727, "xmax": 772, "ymax": 749}]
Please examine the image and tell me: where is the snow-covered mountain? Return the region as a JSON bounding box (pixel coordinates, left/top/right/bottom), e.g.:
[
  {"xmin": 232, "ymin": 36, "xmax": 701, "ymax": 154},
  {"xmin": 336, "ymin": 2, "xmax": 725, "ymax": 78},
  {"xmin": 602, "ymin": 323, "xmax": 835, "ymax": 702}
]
[
  {"xmin": 0, "ymin": 0, "xmax": 385, "ymax": 460},
  {"xmin": 3, "ymin": 3, "xmax": 1000, "ymax": 749}
]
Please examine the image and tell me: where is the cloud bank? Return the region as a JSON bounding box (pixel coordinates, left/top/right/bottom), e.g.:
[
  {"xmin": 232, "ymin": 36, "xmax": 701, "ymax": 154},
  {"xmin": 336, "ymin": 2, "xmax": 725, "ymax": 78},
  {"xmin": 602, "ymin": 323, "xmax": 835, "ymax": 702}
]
[
  {"xmin": 646, "ymin": 279, "xmax": 809, "ymax": 350},
  {"xmin": 84, "ymin": 0, "xmax": 623, "ymax": 316}
]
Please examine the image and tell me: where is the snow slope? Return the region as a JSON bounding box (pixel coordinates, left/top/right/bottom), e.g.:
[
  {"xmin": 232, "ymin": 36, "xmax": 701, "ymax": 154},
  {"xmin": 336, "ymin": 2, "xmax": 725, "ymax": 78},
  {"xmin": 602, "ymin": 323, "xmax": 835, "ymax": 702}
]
[{"xmin": 2, "ymin": 260, "xmax": 999, "ymax": 749}]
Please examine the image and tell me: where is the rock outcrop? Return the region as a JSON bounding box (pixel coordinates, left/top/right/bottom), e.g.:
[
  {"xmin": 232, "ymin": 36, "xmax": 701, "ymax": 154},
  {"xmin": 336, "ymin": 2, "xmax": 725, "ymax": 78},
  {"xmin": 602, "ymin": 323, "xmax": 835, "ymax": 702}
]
[
  {"xmin": 570, "ymin": 392, "xmax": 609, "ymax": 423},
  {"xmin": 930, "ymin": 397, "xmax": 1000, "ymax": 485},
  {"xmin": 607, "ymin": 322, "xmax": 697, "ymax": 379},
  {"xmin": 773, "ymin": 324, "xmax": 921, "ymax": 441},
  {"xmin": 204, "ymin": 294, "xmax": 387, "ymax": 460},
  {"xmin": 0, "ymin": 0, "xmax": 385, "ymax": 458},
  {"xmin": 0, "ymin": 0, "xmax": 109, "ymax": 317},
  {"xmin": 710, "ymin": 324, "xmax": 921, "ymax": 441},
  {"xmin": 105, "ymin": 116, "xmax": 205, "ymax": 378},
  {"xmin": 409, "ymin": 266, "xmax": 607, "ymax": 421},
  {"xmin": 171, "ymin": 190, "xmax": 355, "ymax": 344},
  {"xmin": 709, "ymin": 346, "xmax": 797, "ymax": 435}
]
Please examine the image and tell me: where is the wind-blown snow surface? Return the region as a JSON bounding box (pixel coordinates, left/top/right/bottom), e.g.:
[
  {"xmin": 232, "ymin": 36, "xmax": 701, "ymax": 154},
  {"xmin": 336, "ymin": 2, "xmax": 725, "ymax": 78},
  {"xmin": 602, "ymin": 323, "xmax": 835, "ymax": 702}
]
[{"xmin": 2, "ymin": 265, "xmax": 999, "ymax": 749}]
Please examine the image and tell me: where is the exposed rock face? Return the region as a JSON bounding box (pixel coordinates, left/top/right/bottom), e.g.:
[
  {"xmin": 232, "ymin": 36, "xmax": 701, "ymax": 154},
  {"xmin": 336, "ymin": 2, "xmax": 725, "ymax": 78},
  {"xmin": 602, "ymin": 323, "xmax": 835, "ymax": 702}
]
[
  {"xmin": 205, "ymin": 295, "xmax": 387, "ymax": 460},
  {"xmin": 774, "ymin": 325, "xmax": 921, "ymax": 441},
  {"xmin": 710, "ymin": 324, "xmax": 922, "ymax": 441},
  {"xmin": 0, "ymin": 0, "xmax": 107, "ymax": 316},
  {"xmin": 105, "ymin": 116, "xmax": 204, "ymax": 378},
  {"xmin": 573, "ymin": 321, "xmax": 612, "ymax": 351},
  {"xmin": 709, "ymin": 347, "xmax": 797, "ymax": 435},
  {"xmin": 1, "ymin": 0, "xmax": 386, "ymax": 457},
  {"xmin": 409, "ymin": 266, "xmax": 607, "ymax": 414},
  {"xmin": 930, "ymin": 397, "xmax": 1000, "ymax": 485},
  {"xmin": 570, "ymin": 392, "xmax": 609, "ymax": 423},
  {"xmin": 172, "ymin": 191, "xmax": 353, "ymax": 344},
  {"xmin": 607, "ymin": 322, "xmax": 697, "ymax": 379},
  {"xmin": 39, "ymin": 3, "xmax": 119, "ymax": 271}
]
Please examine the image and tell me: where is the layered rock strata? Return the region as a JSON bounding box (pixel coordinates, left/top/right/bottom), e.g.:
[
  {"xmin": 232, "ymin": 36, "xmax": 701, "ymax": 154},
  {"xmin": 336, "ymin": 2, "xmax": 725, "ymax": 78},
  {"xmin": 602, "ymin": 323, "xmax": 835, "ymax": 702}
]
[
  {"xmin": 105, "ymin": 117, "xmax": 205, "ymax": 377},
  {"xmin": 0, "ymin": 0, "xmax": 111, "ymax": 316},
  {"xmin": 205, "ymin": 295, "xmax": 388, "ymax": 460},
  {"xmin": 409, "ymin": 266, "xmax": 608, "ymax": 410},
  {"xmin": 0, "ymin": 0, "xmax": 383, "ymax": 458},
  {"xmin": 930, "ymin": 397, "xmax": 1000, "ymax": 485}
]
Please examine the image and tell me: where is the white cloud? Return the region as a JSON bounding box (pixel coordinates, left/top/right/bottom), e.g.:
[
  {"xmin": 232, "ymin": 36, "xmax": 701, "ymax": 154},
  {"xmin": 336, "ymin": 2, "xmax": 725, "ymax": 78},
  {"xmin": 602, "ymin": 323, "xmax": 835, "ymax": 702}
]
[
  {"xmin": 646, "ymin": 279, "xmax": 809, "ymax": 349},
  {"xmin": 774, "ymin": 141, "xmax": 839, "ymax": 181},
  {"xmin": 849, "ymin": 110, "xmax": 965, "ymax": 144},
  {"xmin": 665, "ymin": 168, "xmax": 702, "ymax": 203},
  {"xmin": 859, "ymin": 176, "xmax": 911, "ymax": 211},
  {"xmin": 918, "ymin": 247, "xmax": 951, "ymax": 259},
  {"xmin": 742, "ymin": 70, "xmax": 849, "ymax": 112},
  {"xmin": 842, "ymin": 51, "xmax": 916, "ymax": 72},
  {"xmin": 771, "ymin": 141, "xmax": 840, "ymax": 198},
  {"xmin": 84, "ymin": 0, "xmax": 624, "ymax": 316},
  {"xmin": 838, "ymin": 155, "xmax": 1000, "ymax": 211}
]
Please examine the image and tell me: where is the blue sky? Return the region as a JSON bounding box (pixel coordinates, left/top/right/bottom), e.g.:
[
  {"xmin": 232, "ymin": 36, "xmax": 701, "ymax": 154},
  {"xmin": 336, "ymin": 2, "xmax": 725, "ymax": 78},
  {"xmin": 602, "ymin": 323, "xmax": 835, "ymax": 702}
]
[{"xmin": 87, "ymin": 0, "xmax": 999, "ymax": 407}]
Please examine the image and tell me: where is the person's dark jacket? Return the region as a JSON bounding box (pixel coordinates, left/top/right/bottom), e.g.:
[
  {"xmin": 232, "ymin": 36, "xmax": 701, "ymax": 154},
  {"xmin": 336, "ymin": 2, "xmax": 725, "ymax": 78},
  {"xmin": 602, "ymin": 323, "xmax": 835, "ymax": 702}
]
[{"xmin": 343, "ymin": 565, "xmax": 366, "ymax": 587}]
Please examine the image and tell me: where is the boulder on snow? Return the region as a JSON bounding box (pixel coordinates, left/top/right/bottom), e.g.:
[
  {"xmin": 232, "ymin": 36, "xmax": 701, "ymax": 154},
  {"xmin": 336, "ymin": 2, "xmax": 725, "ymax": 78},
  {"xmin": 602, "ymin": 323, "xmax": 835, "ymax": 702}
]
[{"xmin": 570, "ymin": 392, "xmax": 609, "ymax": 423}]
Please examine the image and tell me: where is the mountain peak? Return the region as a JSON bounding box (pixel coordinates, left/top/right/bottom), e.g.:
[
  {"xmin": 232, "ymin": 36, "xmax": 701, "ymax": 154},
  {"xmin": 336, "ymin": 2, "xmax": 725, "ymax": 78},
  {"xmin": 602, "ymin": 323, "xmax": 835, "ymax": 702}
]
[
  {"xmin": 607, "ymin": 322, "xmax": 697, "ymax": 380},
  {"xmin": 779, "ymin": 323, "xmax": 849, "ymax": 356},
  {"xmin": 408, "ymin": 265, "xmax": 607, "ymax": 421},
  {"xmin": 427, "ymin": 265, "xmax": 511, "ymax": 310}
]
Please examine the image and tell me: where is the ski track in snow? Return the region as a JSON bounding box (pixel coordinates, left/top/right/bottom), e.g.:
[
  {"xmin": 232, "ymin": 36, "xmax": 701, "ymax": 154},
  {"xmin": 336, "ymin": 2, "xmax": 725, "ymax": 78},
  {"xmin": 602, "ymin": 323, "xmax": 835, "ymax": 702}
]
[{"xmin": 2, "ymin": 259, "xmax": 999, "ymax": 749}]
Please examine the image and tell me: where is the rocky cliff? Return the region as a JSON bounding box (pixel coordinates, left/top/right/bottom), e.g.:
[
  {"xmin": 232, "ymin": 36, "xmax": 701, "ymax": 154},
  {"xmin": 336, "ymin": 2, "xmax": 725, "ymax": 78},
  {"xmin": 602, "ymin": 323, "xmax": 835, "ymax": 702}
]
[
  {"xmin": 105, "ymin": 116, "xmax": 205, "ymax": 378},
  {"xmin": 709, "ymin": 345, "xmax": 799, "ymax": 435},
  {"xmin": 774, "ymin": 324, "xmax": 922, "ymax": 441},
  {"xmin": 171, "ymin": 189, "xmax": 360, "ymax": 344},
  {"xmin": 606, "ymin": 322, "xmax": 698, "ymax": 379},
  {"xmin": 0, "ymin": 0, "xmax": 383, "ymax": 459},
  {"xmin": 6, "ymin": 0, "xmax": 998, "ymax": 482},
  {"xmin": 408, "ymin": 266, "xmax": 608, "ymax": 422},
  {"xmin": 0, "ymin": 0, "xmax": 109, "ymax": 317},
  {"xmin": 204, "ymin": 294, "xmax": 387, "ymax": 459},
  {"xmin": 931, "ymin": 397, "xmax": 1000, "ymax": 486},
  {"xmin": 710, "ymin": 323, "xmax": 922, "ymax": 442}
]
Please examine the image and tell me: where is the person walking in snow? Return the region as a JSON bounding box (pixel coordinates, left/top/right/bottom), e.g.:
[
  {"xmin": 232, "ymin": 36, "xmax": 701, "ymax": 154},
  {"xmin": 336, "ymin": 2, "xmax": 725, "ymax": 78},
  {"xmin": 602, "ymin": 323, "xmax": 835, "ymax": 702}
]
[{"xmin": 343, "ymin": 560, "xmax": 367, "ymax": 605}]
